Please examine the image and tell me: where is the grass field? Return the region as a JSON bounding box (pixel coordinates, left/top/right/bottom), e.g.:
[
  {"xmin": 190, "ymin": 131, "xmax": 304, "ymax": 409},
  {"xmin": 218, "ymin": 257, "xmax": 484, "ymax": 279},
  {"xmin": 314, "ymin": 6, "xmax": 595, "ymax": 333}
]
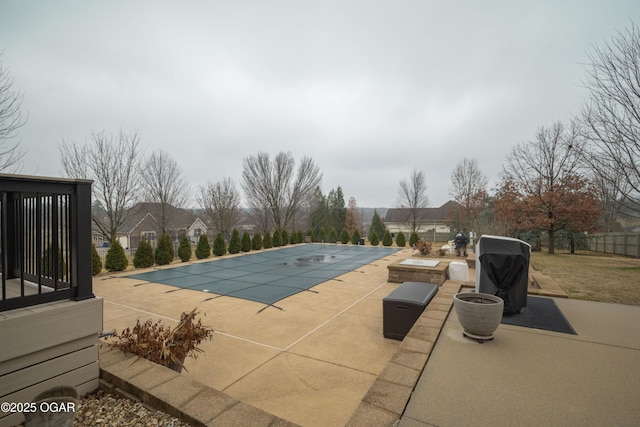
[{"xmin": 530, "ymin": 250, "xmax": 640, "ymax": 306}]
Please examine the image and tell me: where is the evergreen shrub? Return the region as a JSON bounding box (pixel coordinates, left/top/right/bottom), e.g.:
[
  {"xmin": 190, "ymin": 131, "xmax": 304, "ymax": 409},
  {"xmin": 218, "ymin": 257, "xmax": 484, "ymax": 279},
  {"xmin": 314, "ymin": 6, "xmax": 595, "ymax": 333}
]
[
  {"xmin": 351, "ymin": 229, "xmax": 361, "ymax": 245},
  {"xmin": 196, "ymin": 234, "xmax": 211, "ymax": 259},
  {"xmin": 395, "ymin": 231, "xmax": 406, "ymax": 247},
  {"xmin": 252, "ymin": 232, "xmax": 263, "ymax": 250},
  {"xmin": 105, "ymin": 239, "xmax": 128, "ymax": 272},
  {"xmin": 155, "ymin": 234, "xmax": 174, "ymax": 266},
  {"xmin": 92, "ymin": 243, "xmax": 103, "ymax": 275},
  {"xmin": 263, "ymin": 230, "xmax": 273, "ymax": 249},
  {"xmin": 241, "ymin": 231, "xmax": 252, "ymax": 252},
  {"xmin": 133, "ymin": 238, "xmax": 154, "ymax": 268},
  {"xmin": 213, "ymin": 232, "xmax": 226, "ymax": 256},
  {"xmin": 382, "ymin": 230, "xmax": 393, "ymax": 246},
  {"xmin": 178, "ymin": 235, "xmax": 192, "ymax": 262},
  {"xmin": 340, "ymin": 228, "xmax": 350, "ymax": 244},
  {"xmin": 228, "ymin": 229, "xmax": 241, "ymax": 254}
]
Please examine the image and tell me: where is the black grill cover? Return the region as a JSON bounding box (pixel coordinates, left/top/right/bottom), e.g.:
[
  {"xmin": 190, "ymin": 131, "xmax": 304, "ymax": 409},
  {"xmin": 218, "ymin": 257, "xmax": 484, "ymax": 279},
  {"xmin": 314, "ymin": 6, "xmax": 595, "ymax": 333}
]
[{"xmin": 476, "ymin": 235, "xmax": 531, "ymax": 313}]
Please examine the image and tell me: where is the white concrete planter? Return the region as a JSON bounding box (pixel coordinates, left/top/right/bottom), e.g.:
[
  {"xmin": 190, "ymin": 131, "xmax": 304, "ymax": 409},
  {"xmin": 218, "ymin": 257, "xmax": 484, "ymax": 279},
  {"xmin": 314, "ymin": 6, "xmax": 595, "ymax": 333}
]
[{"xmin": 453, "ymin": 292, "xmax": 504, "ymax": 343}]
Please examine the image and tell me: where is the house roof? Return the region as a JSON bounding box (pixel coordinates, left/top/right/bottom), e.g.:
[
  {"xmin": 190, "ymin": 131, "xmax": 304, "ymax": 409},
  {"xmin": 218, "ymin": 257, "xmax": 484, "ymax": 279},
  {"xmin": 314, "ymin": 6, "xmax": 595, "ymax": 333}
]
[
  {"xmin": 118, "ymin": 202, "xmax": 199, "ymax": 233},
  {"xmin": 385, "ymin": 200, "xmax": 460, "ymax": 223}
]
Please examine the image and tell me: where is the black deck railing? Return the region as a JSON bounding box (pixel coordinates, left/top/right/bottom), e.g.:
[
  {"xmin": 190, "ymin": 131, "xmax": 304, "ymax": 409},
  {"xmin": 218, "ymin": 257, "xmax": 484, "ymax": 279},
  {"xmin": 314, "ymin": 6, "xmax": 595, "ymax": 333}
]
[{"xmin": 0, "ymin": 174, "xmax": 93, "ymax": 312}]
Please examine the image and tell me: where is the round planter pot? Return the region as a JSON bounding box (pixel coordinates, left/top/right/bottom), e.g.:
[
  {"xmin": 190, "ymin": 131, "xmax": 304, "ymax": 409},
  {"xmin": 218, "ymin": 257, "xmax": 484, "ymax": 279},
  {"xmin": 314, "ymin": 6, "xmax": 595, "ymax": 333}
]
[{"xmin": 453, "ymin": 292, "xmax": 504, "ymax": 343}]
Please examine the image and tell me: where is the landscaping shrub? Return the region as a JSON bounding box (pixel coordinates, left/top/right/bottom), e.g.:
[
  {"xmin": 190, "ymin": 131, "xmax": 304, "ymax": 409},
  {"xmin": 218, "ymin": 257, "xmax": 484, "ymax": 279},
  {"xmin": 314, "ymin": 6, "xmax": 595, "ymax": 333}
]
[
  {"xmin": 109, "ymin": 308, "xmax": 213, "ymax": 373},
  {"xmin": 263, "ymin": 230, "xmax": 273, "ymax": 249},
  {"xmin": 318, "ymin": 227, "xmax": 327, "ymax": 243},
  {"xmin": 252, "ymin": 232, "xmax": 263, "ymax": 250},
  {"xmin": 92, "ymin": 243, "xmax": 102, "ymax": 275},
  {"xmin": 382, "ymin": 230, "xmax": 393, "ymax": 246},
  {"xmin": 213, "ymin": 232, "xmax": 226, "ymax": 256},
  {"xmin": 178, "ymin": 235, "xmax": 192, "ymax": 262},
  {"xmin": 195, "ymin": 234, "xmax": 211, "ymax": 259},
  {"xmin": 155, "ymin": 234, "xmax": 174, "ymax": 266},
  {"xmin": 328, "ymin": 227, "xmax": 338, "ymax": 243},
  {"xmin": 409, "ymin": 232, "xmax": 420, "ymax": 247},
  {"xmin": 395, "ymin": 231, "xmax": 406, "ymax": 247},
  {"xmin": 289, "ymin": 230, "xmax": 298, "ymax": 244},
  {"xmin": 340, "ymin": 228, "xmax": 350, "ymax": 244},
  {"xmin": 351, "ymin": 229, "xmax": 361, "ymax": 245},
  {"xmin": 272, "ymin": 229, "xmax": 282, "ymax": 247},
  {"xmin": 133, "ymin": 238, "xmax": 154, "ymax": 268},
  {"xmin": 241, "ymin": 231, "xmax": 252, "ymax": 252},
  {"xmin": 281, "ymin": 229, "xmax": 289, "ymax": 246},
  {"xmin": 228, "ymin": 229, "xmax": 241, "ymax": 254},
  {"xmin": 369, "ymin": 231, "xmax": 379, "ymax": 246},
  {"xmin": 105, "ymin": 239, "xmax": 128, "ymax": 272},
  {"xmin": 42, "ymin": 244, "xmax": 66, "ymax": 279},
  {"xmin": 297, "ymin": 230, "xmax": 303, "ymax": 244},
  {"xmin": 306, "ymin": 228, "xmax": 315, "ymax": 242}
]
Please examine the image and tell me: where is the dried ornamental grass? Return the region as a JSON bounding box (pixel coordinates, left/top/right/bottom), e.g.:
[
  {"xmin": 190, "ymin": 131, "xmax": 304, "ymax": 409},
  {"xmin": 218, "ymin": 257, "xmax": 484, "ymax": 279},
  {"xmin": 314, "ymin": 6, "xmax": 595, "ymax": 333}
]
[{"xmin": 109, "ymin": 308, "xmax": 213, "ymax": 372}]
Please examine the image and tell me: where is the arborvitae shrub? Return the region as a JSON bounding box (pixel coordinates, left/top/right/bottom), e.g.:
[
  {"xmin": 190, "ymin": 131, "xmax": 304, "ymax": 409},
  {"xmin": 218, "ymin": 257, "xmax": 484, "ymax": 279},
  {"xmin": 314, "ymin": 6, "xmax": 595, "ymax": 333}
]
[
  {"xmin": 272, "ymin": 229, "xmax": 282, "ymax": 247},
  {"xmin": 289, "ymin": 230, "xmax": 298, "ymax": 244},
  {"xmin": 382, "ymin": 230, "xmax": 393, "ymax": 246},
  {"xmin": 228, "ymin": 229, "xmax": 241, "ymax": 254},
  {"xmin": 155, "ymin": 234, "xmax": 174, "ymax": 266},
  {"xmin": 369, "ymin": 231, "xmax": 379, "ymax": 246},
  {"xmin": 297, "ymin": 230, "xmax": 303, "ymax": 244},
  {"xmin": 178, "ymin": 235, "xmax": 192, "ymax": 262},
  {"xmin": 196, "ymin": 234, "xmax": 211, "ymax": 259},
  {"xmin": 133, "ymin": 238, "xmax": 154, "ymax": 268},
  {"xmin": 252, "ymin": 232, "xmax": 263, "ymax": 250},
  {"xmin": 306, "ymin": 228, "xmax": 315, "ymax": 242},
  {"xmin": 328, "ymin": 227, "xmax": 338, "ymax": 243},
  {"xmin": 351, "ymin": 229, "xmax": 361, "ymax": 245},
  {"xmin": 213, "ymin": 232, "xmax": 226, "ymax": 256},
  {"xmin": 318, "ymin": 227, "xmax": 327, "ymax": 242},
  {"xmin": 395, "ymin": 231, "xmax": 406, "ymax": 247},
  {"xmin": 42, "ymin": 244, "xmax": 66, "ymax": 279},
  {"xmin": 409, "ymin": 232, "xmax": 420, "ymax": 247},
  {"xmin": 92, "ymin": 243, "xmax": 103, "ymax": 275},
  {"xmin": 263, "ymin": 230, "xmax": 273, "ymax": 249},
  {"xmin": 105, "ymin": 239, "xmax": 128, "ymax": 272},
  {"xmin": 241, "ymin": 231, "xmax": 252, "ymax": 252},
  {"xmin": 281, "ymin": 229, "xmax": 289, "ymax": 246},
  {"xmin": 340, "ymin": 228, "xmax": 350, "ymax": 244}
]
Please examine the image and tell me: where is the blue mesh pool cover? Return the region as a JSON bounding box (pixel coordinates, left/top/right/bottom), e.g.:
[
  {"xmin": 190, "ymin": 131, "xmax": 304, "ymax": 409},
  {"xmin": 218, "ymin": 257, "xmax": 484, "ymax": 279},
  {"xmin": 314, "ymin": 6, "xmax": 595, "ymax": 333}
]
[{"xmin": 126, "ymin": 244, "xmax": 399, "ymax": 305}]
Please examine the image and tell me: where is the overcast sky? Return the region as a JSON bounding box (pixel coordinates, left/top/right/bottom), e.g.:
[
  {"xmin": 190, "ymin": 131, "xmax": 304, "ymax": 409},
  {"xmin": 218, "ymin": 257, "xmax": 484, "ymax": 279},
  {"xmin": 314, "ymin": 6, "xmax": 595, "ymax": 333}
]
[{"xmin": 1, "ymin": 1, "xmax": 639, "ymax": 208}]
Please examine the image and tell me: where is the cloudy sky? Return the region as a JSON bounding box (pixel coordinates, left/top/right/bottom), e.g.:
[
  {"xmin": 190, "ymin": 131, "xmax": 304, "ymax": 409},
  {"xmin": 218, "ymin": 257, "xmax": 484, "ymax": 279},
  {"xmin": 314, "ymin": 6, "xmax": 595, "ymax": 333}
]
[{"xmin": 1, "ymin": 1, "xmax": 639, "ymax": 208}]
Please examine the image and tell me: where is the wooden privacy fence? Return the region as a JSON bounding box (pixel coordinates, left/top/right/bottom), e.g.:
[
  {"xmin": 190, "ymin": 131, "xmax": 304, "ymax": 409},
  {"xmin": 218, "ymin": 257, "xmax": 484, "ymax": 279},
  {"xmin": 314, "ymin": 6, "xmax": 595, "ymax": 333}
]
[{"xmin": 586, "ymin": 233, "xmax": 640, "ymax": 258}]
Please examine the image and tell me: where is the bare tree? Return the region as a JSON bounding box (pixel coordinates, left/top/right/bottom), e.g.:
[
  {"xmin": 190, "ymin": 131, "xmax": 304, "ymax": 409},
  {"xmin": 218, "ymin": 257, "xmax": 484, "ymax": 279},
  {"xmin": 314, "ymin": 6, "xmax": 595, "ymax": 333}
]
[
  {"xmin": 241, "ymin": 152, "xmax": 322, "ymax": 231},
  {"xmin": 449, "ymin": 158, "xmax": 488, "ymax": 231},
  {"xmin": 0, "ymin": 53, "xmax": 26, "ymax": 172},
  {"xmin": 141, "ymin": 149, "xmax": 190, "ymax": 234},
  {"xmin": 59, "ymin": 130, "xmax": 143, "ymax": 242},
  {"xmin": 197, "ymin": 177, "xmax": 241, "ymax": 239},
  {"xmin": 581, "ymin": 22, "xmax": 640, "ymax": 217},
  {"xmin": 397, "ymin": 169, "xmax": 429, "ymax": 232},
  {"xmin": 344, "ymin": 196, "xmax": 361, "ymax": 234},
  {"xmin": 499, "ymin": 120, "xmax": 596, "ymax": 253}
]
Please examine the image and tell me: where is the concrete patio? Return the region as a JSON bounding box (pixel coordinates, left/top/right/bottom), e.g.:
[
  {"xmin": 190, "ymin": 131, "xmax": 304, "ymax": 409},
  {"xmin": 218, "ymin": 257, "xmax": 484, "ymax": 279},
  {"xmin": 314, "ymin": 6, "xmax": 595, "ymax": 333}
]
[{"xmin": 94, "ymin": 245, "xmax": 640, "ymax": 426}]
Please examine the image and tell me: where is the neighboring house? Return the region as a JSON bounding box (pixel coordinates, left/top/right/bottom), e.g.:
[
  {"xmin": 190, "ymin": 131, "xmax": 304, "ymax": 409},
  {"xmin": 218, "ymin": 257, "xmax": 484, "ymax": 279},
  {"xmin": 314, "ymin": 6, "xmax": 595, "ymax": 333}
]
[
  {"xmin": 385, "ymin": 201, "xmax": 461, "ymax": 237},
  {"xmin": 116, "ymin": 202, "xmax": 208, "ymax": 249}
]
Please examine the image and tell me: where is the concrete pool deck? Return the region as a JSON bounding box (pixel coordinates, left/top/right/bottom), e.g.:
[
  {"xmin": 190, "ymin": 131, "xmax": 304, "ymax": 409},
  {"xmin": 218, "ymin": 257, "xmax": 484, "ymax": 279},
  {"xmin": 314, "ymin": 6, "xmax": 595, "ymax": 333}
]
[
  {"xmin": 95, "ymin": 245, "xmax": 640, "ymax": 426},
  {"xmin": 96, "ymin": 245, "xmax": 412, "ymax": 426}
]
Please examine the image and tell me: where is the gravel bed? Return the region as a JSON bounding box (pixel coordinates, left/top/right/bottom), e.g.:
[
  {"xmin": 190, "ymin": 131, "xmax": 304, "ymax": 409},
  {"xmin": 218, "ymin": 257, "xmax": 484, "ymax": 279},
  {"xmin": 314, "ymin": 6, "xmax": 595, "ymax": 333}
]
[{"xmin": 73, "ymin": 389, "xmax": 192, "ymax": 427}]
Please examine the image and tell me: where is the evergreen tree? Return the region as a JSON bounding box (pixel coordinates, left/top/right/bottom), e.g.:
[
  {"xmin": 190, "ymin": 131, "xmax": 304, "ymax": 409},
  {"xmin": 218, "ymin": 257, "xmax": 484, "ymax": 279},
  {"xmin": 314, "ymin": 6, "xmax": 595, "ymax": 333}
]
[
  {"xmin": 105, "ymin": 239, "xmax": 128, "ymax": 272},
  {"xmin": 296, "ymin": 230, "xmax": 303, "ymax": 244},
  {"xmin": 42, "ymin": 244, "xmax": 66, "ymax": 279},
  {"xmin": 263, "ymin": 230, "xmax": 273, "ymax": 249},
  {"xmin": 328, "ymin": 227, "xmax": 338, "ymax": 243},
  {"xmin": 252, "ymin": 232, "xmax": 263, "ymax": 250},
  {"xmin": 281, "ymin": 229, "xmax": 289, "ymax": 246},
  {"xmin": 195, "ymin": 234, "xmax": 211, "ymax": 259},
  {"xmin": 395, "ymin": 231, "xmax": 407, "ymax": 247},
  {"xmin": 327, "ymin": 187, "xmax": 346, "ymax": 233},
  {"xmin": 351, "ymin": 229, "xmax": 361, "ymax": 245},
  {"xmin": 133, "ymin": 238, "xmax": 154, "ymax": 268},
  {"xmin": 177, "ymin": 234, "xmax": 192, "ymax": 262},
  {"xmin": 228, "ymin": 229, "xmax": 241, "ymax": 254},
  {"xmin": 368, "ymin": 209, "xmax": 386, "ymax": 241},
  {"xmin": 382, "ymin": 230, "xmax": 393, "ymax": 246},
  {"xmin": 92, "ymin": 243, "xmax": 103, "ymax": 275},
  {"xmin": 340, "ymin": 227, "xmax": 350, "ymax": 244},
  {"xmin": 369, "ymin": 231, "xmax": 379, "ymax": 246},
  {"xmin": 289, "ymin": 230, "xmax": 298, "ymax": 244},
  {"xmin": 318, "ymin": 227, "xmax": 327, "ymax": 242},
  {"xmin": 409, "ymin": 231, "xmax": 420, "ymax": 247},
  {"xmin": 155, "ymin": 234, "xmax": 174, "ymax": 266},
  {"xmin": 213, "ymin": 232, "xmax": 226, "ymax": 256},
  {"xmin": 241, "ymin": 231, "xmax": 252, "ymax": 252},
  {"xmin": 272, "ymin": 229, "xmax": 282, "ymax": 247},
  {"xmin": 306, "ymin": 228, "xmax": 315, "ymax": 242}
]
